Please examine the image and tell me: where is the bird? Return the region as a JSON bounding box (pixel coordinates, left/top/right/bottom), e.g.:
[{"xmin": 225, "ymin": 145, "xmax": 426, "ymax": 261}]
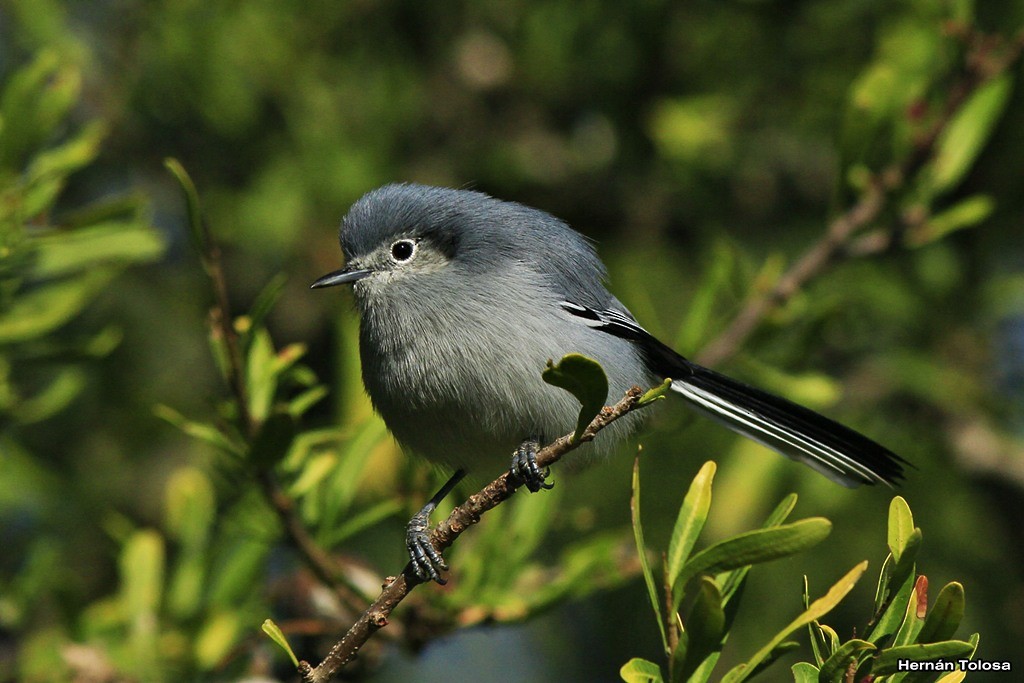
[{"xmin": 311, "ymin": 183, "xmax": 906, "ymax": 583}]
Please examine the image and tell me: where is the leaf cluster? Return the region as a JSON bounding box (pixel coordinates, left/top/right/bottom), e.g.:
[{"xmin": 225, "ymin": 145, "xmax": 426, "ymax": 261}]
[
  {"xmin": 623, "ymin": 474, "xmax": 977, "ymax": 683},
  {"xmin": 0, "ymin": 53, "xmax": 163, "ymax": 427}
]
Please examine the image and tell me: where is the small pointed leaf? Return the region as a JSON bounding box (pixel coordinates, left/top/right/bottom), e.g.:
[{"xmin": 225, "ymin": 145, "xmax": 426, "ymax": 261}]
[
  {"xmin": 666, "ymin": 461, "xmax": 715, "ymax": 588},
  {"xmin": 639, "ymin": 378, "xmax": 673, "ymax": 406},
  {"xmin": 164, "ymin": 158, "xmax": 205, "ymax": 258},
  {"xmin": 631, "ymin": 456, "xmax": 667, "ymax": 651},
  {"xmin": 887, "ymin": 496, "xmax": 915, "ymax": 563},
  {"xmin": 261, "ymin": 619, "xmax": 299, "ymax": 667},
  {"xmin": 928, "ymin": 74, "xmax": 1012, "ymax": 194}
]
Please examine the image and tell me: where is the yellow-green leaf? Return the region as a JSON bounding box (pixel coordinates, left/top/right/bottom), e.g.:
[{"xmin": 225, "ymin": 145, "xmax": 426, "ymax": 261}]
[
  {"xmin": 929, "ymin": 74, "xmax": 1012, "ymax": 194},
  {"xmin": 542, "ymin": 353, "xmax": 609, "ymax": 441},
  {"xmin": 666, "ymin": 461, "xmax": 715, "ymax": 589},
  {"xmin": 621, "ymin": 657, "xmax": 665, "ymax": 683},
  {"xmin": 261, "ymin": 618, "xmax": 299, "ymax": 668},
  {"xmin": 631, "ymin": 456, "xmax": 667, "ymax": 651}
]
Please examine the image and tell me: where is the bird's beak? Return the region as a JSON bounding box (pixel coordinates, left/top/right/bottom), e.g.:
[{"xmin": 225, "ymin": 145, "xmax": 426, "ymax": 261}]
[{"xmin": 310, "ymin": 265, "xmax": 373, "ymax": 289}]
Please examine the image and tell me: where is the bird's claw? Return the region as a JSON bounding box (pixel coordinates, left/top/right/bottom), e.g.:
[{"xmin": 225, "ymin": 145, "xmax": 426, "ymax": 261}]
[
  {"xmin": 510, "ymin": 439, "xmax": 553, "ymax": 493},
  {"xmin": 406, "ymin": 509, "xmax": 448, "ymax": 584}
]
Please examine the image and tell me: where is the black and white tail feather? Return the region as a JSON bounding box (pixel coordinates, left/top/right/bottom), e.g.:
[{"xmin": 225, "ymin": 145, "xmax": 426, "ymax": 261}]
[{"xmin": 561, "ymin": 301, "xmax": 906, "ymax": 487}]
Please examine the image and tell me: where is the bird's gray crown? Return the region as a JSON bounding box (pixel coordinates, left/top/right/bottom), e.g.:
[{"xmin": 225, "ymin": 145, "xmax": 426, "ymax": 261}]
[{"xmin": 339, "ymin": 183, "xmax": 614, "ymax": 308}]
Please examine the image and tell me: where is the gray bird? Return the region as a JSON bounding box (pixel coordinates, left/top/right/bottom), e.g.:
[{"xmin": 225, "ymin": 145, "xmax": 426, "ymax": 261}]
[{"xmin": 312, "ymin": 183, "xmax": 905, "ymax": 583}]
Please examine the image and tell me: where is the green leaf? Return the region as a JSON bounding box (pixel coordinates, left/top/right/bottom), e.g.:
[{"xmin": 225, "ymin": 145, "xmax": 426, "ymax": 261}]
[
  {"xmin": 209, "ymin": 540, "xmax": 269, "ymax": 607},
  {"xmin": 0, "ymin": 269, "xmax": 115, "ymax": 343},
  {"xmin": 118, "ymin": 529, "xmax": 166, "ymax": 675},
  {"xmin": 674, "ymin": 577, "xmax": 725, "ymax": 683},
  {"xmin": 288, "ymin": 452, "xmax": 338, "ymax": 497},
  {"xmin": 762, "ymin": 493, "xmax": 798, "ymax": 528},
  {"xmin": 261, "ymin": 618, "xmax": 299, "ymax": 668},
  {"xmin": 621, "ymin": 657, "xmax": 665, "ymax": 683},
  {"xmin": 245, "ymin": 328, "xmax": 278, "ymax": 422},
  {"xmin": 673, "ymin": 518, "xmax": 832, "ymax": 613},
  {"xmin": 720, "ymin": 562, "xmax": 868, "ymax": 683},
  {"xmin": 60, "ymin": 193, "xmax": 146, "ymax": 228},
  {"xmin": 196, "ymin": 612, "xmax": 241, "ymax": 670},
  {"xmin": 918, "ymin": 582, "xmax": 964, "ymax": 644},
  {"xmin": 10, "ymin": 367, "xmax": 85, "ymax": 423},
  {"xmin": 873, "ymin": 553, "xmax": 893, "ymax": 616},
  {"xmin": 638, "ymin": 378, "xmax": 673, "ymax": 407},
  {"xmin": 871, "ymin": 641, "xmax": 975, "ymax": 676},
  {"xmin": 887, "ymin": 496, "xmax": 915, "ymax": 564},
  {"xmin": 908, "ymin": 195, "xmax": 994, "ymax": 247},
  {"xmin": 807, "ymin": 621, "xmax": 840, "ymax": 667},
  {"xmin": 928, "ymin": 74, "xmax": 1012, "ymax": 195},
  {"xmin": 26, "ymin": 119, "xmax": 105, "ymax": 182},
  {"xmin": 29, "ymin": 221, "xmax": 164, "ymax": 279},
  {"xmin": 18, "ymin": 175, "xmax": 64, "ymax": 219},
  {"xmin": 154, "ymin": 404, "xmax": 245, "ymax": 456},
  {"xmin": 319, "ymin": 418, "xmax": 389, "ymax": 525},
  {"xmin": 167, "ymin": 554, "xmax": 205, "ymax": 621},
  {"xmin": 869, "ymin": 560, "xmax": 916, "ymax": 644},
  {"xmin": 666, "ymin": 461, "xmax": 715, "ymax": 590},
  {"xmin": 791, "ymin": 662, "xmax": 820, "ymax": 683},
  {"xmin": 120, "ymin": 530, "xmax": 165, "ymax": 621},
  {"xmin": 321, "ymin": 499, "xmax": 403, "ymax": 547},
  {"xmin": 542, "ymin": 353, "xmax": 609, "ymax": 441},
  {"xmin": 164, "ymin": 467, "xmax": 215, "ymax": 549},
  {"xmin": 246, "ymin": 272, "xmax": 288, "ymax": 336},
  {"xmin": 870, "ymin": 531, "xmax": 921, "ymax": 643},
  {"xmin": 817, "ymin": 639, "xmax": 875, "ymax": 682},
  {"xmin": 631, "ymin": 456, "xmax": 668, "ymax": 651},
  {"xmin": 0, "ymin": 52, "xmax": 81, "ymax": 170},
  {"xmin": 288, "ymin": 385, "xmax": 329, "ymax": 417},
  {"xmin": 164, "ymin": 158, "xmax": 205, "ymax": 258}
]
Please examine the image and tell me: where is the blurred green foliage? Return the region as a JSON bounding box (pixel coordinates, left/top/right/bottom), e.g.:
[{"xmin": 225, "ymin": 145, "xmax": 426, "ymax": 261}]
[{"xmin": 1, "ymin": 0, "xmax": 1023, "ymax": 681}]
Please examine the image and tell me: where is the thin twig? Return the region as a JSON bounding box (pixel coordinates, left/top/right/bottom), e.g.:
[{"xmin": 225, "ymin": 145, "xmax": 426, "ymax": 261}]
[
  {"xmin": 199, "ymin": 226, "xmax": 254, "ymax": 438},
  {"xmin": 170, "ymin": 160, "xmax": 372, "ymax": 610},
  {"xmin": 257, "ymin": 472, "xmax": 371, "ymax": 608},
  {"xmin": 697, "ymin": 181, "xmax": 885, "ymax": 368},
  {"xmin": 697, "ymin": 27, "xmax": 1024, "ymax": 368},
  {"xmin": 298, "ymin": 386, "xmax": 648, "ymax": 682}
]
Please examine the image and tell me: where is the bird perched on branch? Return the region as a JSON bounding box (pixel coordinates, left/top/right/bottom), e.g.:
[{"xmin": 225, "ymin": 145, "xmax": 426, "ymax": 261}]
[{"xmin": 312, "ymin": 183, "xmax": 906, "ymax": 583}]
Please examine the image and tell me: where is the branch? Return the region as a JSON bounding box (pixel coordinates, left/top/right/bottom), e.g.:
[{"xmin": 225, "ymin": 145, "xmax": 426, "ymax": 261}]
[
  {"xmin": 298, "ymin": 385, "xmax": 649, "ymax": 682},
  {"xmin": 696, "ymin": 26, "xmax": 1024, "ymax": 369},
  {"xmin": 165, "ymin": 159, "xmax": 371, "ymax": 612},
  {"xmin": 697, "ymin": 179, "xmax": 885, "ymax": 368}
]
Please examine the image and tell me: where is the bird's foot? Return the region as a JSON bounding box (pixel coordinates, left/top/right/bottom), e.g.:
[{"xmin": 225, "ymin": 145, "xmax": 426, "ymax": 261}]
[
  {"xmin": 510, "ymin": 438, "xmax": 553, "ymax": 493},
  {"xmin": 406, "ymin": 506, "xmax": 448, "ymax": 584}
]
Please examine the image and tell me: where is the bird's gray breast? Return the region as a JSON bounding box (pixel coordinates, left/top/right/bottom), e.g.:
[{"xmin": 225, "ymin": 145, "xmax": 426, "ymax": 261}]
[{"xmin": 356, "ymin": 264, "xmax": 652, "ymax": 476}]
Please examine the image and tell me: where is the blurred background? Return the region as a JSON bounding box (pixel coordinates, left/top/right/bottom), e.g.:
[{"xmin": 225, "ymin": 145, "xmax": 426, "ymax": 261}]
[{"xmin": 2, "ymin": 0, "xmax": 1023, "ymax": 681}]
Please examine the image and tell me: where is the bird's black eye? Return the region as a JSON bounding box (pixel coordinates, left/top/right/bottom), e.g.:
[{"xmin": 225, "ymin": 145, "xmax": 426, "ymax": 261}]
[{"xmin": 390, "ymin": 239, "xmax": 416, "ymax": 262}]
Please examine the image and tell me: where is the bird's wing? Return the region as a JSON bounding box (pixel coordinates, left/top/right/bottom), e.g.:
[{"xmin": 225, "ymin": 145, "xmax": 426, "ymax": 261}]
[{"xmin": 560, "ymin": 300, "xmax": 907, "ymax": 487}]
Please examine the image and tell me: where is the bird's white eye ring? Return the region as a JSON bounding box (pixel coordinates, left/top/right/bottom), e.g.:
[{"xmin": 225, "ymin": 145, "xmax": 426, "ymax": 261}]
[{"xmin": 390, "ymin": 239, "xmax": 416, "ymax": 262}]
